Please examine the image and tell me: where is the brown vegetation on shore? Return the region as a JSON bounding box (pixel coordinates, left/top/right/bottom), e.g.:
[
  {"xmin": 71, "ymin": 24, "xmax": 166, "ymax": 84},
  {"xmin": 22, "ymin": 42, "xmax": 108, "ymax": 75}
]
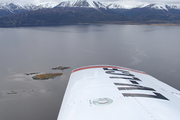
[{"xmin": 32, "ymin": 73, "xmax": 63, "ymax": 80}]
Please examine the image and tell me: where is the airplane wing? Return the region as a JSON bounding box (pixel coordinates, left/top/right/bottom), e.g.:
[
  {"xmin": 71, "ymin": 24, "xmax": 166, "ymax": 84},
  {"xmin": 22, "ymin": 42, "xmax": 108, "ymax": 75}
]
[{"xmin": 57, "ymin": 65, "xmax": 180, "ymax": 120}]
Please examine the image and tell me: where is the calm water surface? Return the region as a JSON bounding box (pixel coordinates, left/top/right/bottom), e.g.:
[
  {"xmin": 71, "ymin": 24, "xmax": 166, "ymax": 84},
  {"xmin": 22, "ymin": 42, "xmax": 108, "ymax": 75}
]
[{"xmin": 0, "ymin": 24, "xmax": 180, "ymax": 120}]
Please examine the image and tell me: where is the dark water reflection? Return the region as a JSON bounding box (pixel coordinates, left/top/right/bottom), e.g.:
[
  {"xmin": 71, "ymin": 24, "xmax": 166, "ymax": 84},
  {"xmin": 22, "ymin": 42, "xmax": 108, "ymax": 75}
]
[{"xmin": 0, "ymin": 24, "xmax": 180, "ymax": 120}]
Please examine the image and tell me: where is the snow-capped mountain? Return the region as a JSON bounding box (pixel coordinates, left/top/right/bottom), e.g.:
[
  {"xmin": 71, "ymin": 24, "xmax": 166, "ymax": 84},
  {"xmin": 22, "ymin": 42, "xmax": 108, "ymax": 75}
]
[
  {"xmin": 1, "ymin": 1, "xmax": 180, "ymax": 17},
  {"xmin": 21, "ymin": 4, "xmax": 37, "ymax": 11},
  {"xmin": 55, "ymin": 0, "xmax": 107, "ymax": 9},
  {"xmin": 1, "ymin": 1, "xmax": 180, "ymax": 12},
  {"xmin": 55, "ymin": 0, "xmax": 180, "ymax": 11},
  {"xmin": 0, "ymin": 3, "xmax": 24, "ymax": 13},
  {"xmin": 0, "ymin": 3, "xmax": 27, "ymax": 17},
  {"xmin": 168, "ymin": 4, "xmax": 180, "ymax": 9},
  {"xmin": 143, "ymin": 3, "xmax": 169, "ymax": 11},
  {"xmin": 106, "ymin": 3, "xmax": 127, "ymax": 9},
  {"xmin": 138, "ymin": 3, "xmax": 180, "ymax": 11},
  {"xmin": 0, "ymin": 3, "xmax": 40, "ymax": 14},
  {"xmin": 106, "ymin": 1, "xmax": 149, "ymax": 9},
  {"xmin": 0, "ymin": 2, "xmax": 57, "ymax": 16},
  {"xmin": 36, "ymin": 2, "xmax": 58, "ymax": 9},
  {"xmin": 54, "ymin": 0, "xmax": 141, "ymax": 9}
]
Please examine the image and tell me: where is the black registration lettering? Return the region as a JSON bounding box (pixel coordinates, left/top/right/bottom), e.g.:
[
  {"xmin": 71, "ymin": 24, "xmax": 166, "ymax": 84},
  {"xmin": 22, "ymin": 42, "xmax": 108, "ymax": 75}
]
[
  {"xmin": 103, "ymin": 68, "xmax": 169, "ymax": 101},
  {"xmin": 104, "ymin": 68, "xmax": 135, "ymax": 76},
  {"xmin": 106, "ymin": 70, "xmax": 134, "ymax": 76},
  {"xmin": 114, "ymin": 83, "xmax": 155, "ymax": 91},
  {"xmin": 130, "ymin": 81, "xmax": 139, "ymax": 84},
  {"xmin": 110, "ymin": 76, "xmax": 141, "ymax": 81},
  {"xmin": 123, "ymin": 92, "xmax": 169, "ymax": 100}
]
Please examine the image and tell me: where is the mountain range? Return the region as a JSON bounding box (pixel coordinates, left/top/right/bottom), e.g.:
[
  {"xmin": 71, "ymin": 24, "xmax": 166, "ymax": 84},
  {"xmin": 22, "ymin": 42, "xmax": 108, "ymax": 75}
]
[{"xmin": 0, "ymin": 0, "xmax": 180, "ymax": 27}]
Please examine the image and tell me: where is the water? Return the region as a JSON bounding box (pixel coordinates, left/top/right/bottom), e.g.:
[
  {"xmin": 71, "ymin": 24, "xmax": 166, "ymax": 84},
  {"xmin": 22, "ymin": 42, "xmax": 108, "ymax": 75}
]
[{"xmin": 0, "ymin": 24, "xmax": 180, "ymax": 120}]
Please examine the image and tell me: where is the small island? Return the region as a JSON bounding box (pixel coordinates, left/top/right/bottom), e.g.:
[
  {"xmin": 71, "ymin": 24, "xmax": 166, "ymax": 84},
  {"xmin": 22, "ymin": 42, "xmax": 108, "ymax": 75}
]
[
  {"xmin": 52, "ymin": 66, "xmax": 70, "ymax": 70},
  {"xmin": 7, "ymin": 91, "xmax": 18, "ymax": 94},
  {"xmin": 25, "ymin": 72, "xmax": 40, "ymax": 75},
  {"xmin": 32, "ymin": 73, "xmax": 63, "ymax": 80}
]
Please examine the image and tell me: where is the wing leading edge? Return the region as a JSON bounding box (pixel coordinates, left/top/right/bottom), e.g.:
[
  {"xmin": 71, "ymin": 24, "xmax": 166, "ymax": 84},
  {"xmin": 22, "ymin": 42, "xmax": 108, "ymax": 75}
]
[{"xmin": 57, "ymin": 65, "xmax": 180, "ymax": 120}]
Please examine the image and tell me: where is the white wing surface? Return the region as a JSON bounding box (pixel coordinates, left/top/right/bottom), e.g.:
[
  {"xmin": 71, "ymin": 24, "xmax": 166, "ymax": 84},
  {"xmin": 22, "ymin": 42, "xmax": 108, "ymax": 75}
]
[{"xmin": 57, "ymin": 65, "xmax": 180, "ymax": 120}]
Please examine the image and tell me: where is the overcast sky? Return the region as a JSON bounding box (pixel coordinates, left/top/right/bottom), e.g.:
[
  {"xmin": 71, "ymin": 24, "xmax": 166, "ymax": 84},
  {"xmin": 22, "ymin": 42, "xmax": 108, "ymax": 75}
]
[{"xmin": 0, "ymin": 0, "xmax": 180, "ymax": 5}]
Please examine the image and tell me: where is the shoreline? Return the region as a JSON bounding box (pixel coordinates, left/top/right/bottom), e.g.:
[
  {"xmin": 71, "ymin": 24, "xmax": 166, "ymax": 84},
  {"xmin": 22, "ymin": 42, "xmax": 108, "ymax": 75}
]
[
  {"xmin": 0, "ymin": 22, "xmax": 180, "ymax": 28},
  {"xmin": 96, "ymin": 21, "xmax": 180, "ymax": 26}
]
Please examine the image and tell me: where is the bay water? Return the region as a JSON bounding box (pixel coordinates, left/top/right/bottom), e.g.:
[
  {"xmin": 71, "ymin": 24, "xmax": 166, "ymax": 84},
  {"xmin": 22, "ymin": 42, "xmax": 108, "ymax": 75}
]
[{"xmin": 0, "ymin": 24, "xmax": 180, "ymax": 120}]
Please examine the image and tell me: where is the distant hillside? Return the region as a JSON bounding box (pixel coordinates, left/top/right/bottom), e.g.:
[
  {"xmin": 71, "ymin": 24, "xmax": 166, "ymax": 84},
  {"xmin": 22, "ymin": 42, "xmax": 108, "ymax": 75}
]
[
  {"xmin": 0, "ymin": 8, "xmax": 132, "ymax": 27},
  {"xmin": 0, "ymin": 1, "xmax": 180, "ymax": 26}
]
